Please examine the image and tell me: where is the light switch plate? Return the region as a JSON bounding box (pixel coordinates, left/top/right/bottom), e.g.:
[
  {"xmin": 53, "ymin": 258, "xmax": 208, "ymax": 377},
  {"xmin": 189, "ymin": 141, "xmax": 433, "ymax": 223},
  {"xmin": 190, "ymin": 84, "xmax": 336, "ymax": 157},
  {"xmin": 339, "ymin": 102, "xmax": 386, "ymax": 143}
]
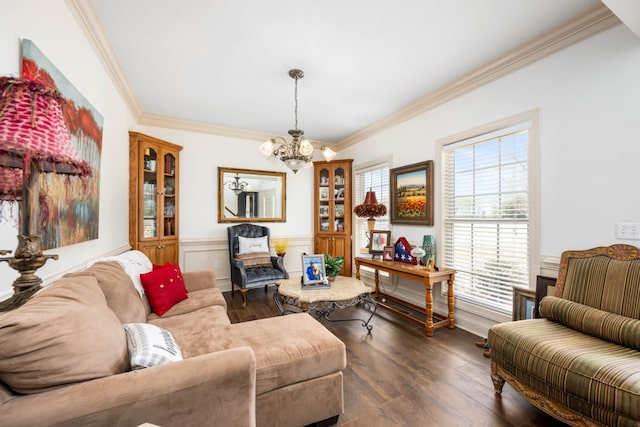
[{"xmin": 616, "ymin": 222, "xmax": 640, "ymax": 240}]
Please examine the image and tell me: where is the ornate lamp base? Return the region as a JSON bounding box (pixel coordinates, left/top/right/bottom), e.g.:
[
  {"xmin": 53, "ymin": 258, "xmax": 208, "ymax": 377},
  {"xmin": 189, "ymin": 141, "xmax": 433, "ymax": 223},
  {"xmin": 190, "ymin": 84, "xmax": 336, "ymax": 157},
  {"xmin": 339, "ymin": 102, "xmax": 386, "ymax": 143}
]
[{"xmin": 0, "ymin": 235, "xmax": 58, "ymax": 312}]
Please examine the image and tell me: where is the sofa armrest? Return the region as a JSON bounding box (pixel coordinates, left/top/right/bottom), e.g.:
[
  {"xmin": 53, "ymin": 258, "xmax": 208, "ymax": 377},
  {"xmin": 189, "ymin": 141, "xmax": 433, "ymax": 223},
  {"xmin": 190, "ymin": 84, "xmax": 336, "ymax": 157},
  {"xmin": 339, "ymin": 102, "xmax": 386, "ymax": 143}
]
[
  {"xmin": 0, "ymin": 347, "xmax": 256, "ymax": 427},
  {"xmin": 182, "ymin": 270, "xmax": 217, "ymax": 292}
]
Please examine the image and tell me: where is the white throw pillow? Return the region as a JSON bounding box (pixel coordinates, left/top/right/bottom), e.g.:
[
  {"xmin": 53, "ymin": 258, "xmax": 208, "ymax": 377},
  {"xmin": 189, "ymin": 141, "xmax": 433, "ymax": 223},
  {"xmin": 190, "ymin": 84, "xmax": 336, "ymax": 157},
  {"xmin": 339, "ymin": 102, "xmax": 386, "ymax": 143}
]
[
  {"xmin": 123, "ymin": 323, "xmax": 183, "ymax": 369},
  {"xmin": 238, "ymin": 235, "xmax": 269, "ymax": 254}
]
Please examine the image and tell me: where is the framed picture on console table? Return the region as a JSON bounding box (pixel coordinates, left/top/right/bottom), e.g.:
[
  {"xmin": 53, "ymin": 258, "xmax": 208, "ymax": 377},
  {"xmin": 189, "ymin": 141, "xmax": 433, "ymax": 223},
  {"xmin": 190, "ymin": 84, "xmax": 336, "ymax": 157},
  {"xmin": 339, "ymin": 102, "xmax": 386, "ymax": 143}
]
[
  {"xmin": 369, "ymin": 230, "xmax": 391, "ymax": 255},
  {"xmin": 390, "ymin": 160, "xmax": 433, "ymax": 225}
]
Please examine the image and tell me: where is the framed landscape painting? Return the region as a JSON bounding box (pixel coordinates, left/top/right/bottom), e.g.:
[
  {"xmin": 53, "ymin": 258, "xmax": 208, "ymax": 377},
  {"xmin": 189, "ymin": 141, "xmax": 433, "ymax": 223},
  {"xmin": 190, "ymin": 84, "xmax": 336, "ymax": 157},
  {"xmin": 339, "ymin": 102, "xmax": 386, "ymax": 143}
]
[{"xmin": 390, "ymin": 161, "xmax": 433, "ymax": 225}]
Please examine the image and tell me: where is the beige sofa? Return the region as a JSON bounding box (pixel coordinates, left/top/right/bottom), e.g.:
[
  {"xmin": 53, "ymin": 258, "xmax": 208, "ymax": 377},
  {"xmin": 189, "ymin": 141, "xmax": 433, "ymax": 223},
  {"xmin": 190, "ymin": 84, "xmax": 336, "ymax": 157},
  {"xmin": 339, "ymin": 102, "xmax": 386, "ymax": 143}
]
[
  {"xmin": 489, "ymin": 244, "xmax": 640, "ymax": 427},
  {"xmin": 0, "ymin": 253, "xmax": 346, "ymax": 427}
]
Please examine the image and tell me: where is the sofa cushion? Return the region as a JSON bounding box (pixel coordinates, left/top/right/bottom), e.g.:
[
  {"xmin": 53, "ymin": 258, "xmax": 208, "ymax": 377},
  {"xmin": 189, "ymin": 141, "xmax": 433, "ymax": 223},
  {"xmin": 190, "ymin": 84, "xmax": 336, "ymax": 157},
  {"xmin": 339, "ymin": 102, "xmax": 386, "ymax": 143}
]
[
  {"xmin": 489, "ymin": 318, "xmax": 640, "ymax": 424},
  {"xmin": 123, "ymin": 323, "xmax": 183, "ymax": 369},
  {"xmin": 141, "ymin": 263, "xmax": 188, "ymax": 316},
  {"xmin": 560, "ymin": 256, "xmax": 640, "ymax": 317},
  {"xmin": 149, "ymin": 305, "xmax": 231, "ymax": 344},
  {"xmin": 177, "ymin": 313, "xmax": 346, "ymax": 395},
  {"xmin": 237, "ymin": 252, "xmax": 273, "ymax": 269},
  {"xmin": 146, "ymin": 287, "xmax": 227, "ymax": 320},
  {"xmin": 65, "ymin": 261, "xmax": 147, "ymax": 324},
  {"xmin": 0, "ymin": 276, "xmax": 129, "ymax": 394},
  {"xmin": 540, "ymin": 296, "xmax": 640, "ymax": 350}
]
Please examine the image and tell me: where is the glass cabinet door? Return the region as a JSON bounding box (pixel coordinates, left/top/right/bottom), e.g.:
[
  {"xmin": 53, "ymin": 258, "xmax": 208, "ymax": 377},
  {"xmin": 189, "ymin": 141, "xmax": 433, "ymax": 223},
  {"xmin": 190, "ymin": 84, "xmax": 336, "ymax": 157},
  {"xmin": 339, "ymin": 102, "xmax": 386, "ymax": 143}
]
[
  {"xmin": 334, "ymin": 167, "xmax": 345, "ymax": 233},
  {"xmin": 143, "ymin": 147, "xmax": 158, "ymax": 239},
  {"xmin": 318, "ymin": 168, "xmax": 330, "ymax": 232},
  {"xmin": 162, "ymin": 152, "xmax": 176, "ymax": 237}
]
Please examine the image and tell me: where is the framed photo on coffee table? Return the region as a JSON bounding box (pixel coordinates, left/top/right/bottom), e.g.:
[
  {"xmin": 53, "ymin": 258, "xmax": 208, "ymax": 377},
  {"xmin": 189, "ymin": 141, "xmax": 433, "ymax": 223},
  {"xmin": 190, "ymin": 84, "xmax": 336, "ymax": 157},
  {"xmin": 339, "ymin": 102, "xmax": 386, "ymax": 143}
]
[{"xmin": 301, "ymin": 254, "xmax": 327, "ymax": 286}]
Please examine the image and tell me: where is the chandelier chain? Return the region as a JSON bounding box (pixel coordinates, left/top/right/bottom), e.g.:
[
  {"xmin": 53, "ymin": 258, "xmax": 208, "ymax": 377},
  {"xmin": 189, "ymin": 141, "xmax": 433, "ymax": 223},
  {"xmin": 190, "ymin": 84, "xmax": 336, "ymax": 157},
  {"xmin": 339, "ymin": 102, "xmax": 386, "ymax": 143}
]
[{"xmin": 293, "ymin": 74, "xmax": 299, "ymax": 130}]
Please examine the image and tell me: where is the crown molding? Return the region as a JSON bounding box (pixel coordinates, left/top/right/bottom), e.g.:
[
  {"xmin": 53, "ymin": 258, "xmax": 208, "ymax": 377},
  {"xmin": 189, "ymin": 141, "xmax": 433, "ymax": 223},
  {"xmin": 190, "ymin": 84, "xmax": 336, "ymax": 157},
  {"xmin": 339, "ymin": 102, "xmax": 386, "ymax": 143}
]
[
  {"xmin": 68, "ymin": 1, "xmax": 619, "ymax": 148},
  {"xmin": 66, "ymin": 0, "xmax": 143, "ymax": 118},
  {"xmin": 336, "ymin": 4, "xmax": 620, "ymax": 149},
  {"xmin": 137, "ymin": 113, "xmax": 333, "ymax": 148},
  {"xmin": 137, "ymin": 112, "xmax": 273, "ymax": 141}
]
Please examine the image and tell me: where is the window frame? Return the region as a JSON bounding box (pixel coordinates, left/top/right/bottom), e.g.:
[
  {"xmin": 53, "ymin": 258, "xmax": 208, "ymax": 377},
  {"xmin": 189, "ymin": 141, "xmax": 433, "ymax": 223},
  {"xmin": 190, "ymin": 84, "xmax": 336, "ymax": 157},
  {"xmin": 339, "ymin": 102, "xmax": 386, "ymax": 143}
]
[
  {"xmin": 353, "ymin": 156, "xmax": 392, "ymax": 261},
  {"xmin": 435, "ymin": 110, "xmax": 540, "ymax": 314}
]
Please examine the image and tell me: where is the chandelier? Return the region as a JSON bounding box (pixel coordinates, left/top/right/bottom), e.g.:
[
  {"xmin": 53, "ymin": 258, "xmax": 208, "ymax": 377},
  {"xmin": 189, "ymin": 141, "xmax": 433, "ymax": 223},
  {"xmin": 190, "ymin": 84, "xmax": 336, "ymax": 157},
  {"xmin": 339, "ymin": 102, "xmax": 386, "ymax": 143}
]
[
  {"xmin": 225, "ymin": 173, "xmax": 249, "ymax": 195},
  {"xmin": 259, "ymin": 69, "xmax": 336, "ymax": 173}
]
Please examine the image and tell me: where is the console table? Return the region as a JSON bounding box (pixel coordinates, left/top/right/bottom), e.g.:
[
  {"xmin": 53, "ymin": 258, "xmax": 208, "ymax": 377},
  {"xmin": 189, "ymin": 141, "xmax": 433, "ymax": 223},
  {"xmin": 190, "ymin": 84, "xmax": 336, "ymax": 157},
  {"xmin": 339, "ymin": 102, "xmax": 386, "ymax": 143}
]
[{"xmin": 354, "ymin": 257, "xmax": 455, "ymax": 337}]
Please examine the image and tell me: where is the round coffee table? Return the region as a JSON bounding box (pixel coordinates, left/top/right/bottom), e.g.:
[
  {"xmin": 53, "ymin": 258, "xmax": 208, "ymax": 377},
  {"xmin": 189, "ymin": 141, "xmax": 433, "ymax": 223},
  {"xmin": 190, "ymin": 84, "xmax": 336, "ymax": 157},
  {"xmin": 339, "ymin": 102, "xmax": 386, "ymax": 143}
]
[{"xmin": 274, "ymin": 276, "xmax": 377, "ymax": 332}]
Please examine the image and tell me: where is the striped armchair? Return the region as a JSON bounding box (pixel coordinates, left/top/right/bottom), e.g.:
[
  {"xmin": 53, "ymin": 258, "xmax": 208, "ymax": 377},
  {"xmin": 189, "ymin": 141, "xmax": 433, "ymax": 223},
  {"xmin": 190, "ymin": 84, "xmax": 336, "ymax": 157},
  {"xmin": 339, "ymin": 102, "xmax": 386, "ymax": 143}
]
[{"xmin": 489, "ymin": 244, "xmax": 640, "ymax": 427}]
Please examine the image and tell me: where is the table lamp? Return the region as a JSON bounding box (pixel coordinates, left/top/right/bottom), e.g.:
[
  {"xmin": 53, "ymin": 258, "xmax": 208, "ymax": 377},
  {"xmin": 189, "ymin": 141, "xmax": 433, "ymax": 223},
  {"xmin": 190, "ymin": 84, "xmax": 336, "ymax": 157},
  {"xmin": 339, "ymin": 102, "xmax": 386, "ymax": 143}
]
[
  {"xmin": 0, "ymin": 76, "xmax": 91, "ymax": 311},
  {"xmin": 353, "ymin": 189, "xmax": 387, "ymax": 247}
]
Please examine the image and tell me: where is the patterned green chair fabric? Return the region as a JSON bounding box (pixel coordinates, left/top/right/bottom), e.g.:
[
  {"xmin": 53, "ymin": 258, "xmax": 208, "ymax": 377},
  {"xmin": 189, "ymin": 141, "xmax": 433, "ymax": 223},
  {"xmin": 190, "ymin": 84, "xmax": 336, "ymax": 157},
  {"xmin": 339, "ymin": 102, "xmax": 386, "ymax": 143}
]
[
  {"xmin": 560, "ymin": 257, "xmax": 640, "ymax": 318},
  {"xmin": 488, "ymin": 245, "xmax": 640, "ymax": 427}
]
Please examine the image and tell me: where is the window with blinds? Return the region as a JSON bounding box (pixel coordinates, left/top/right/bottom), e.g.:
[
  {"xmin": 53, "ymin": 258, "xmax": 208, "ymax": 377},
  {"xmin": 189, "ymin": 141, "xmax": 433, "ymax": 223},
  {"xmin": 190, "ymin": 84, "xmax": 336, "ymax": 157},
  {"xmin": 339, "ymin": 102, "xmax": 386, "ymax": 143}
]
[
  {"xmin": 354, "ymin": 162, "xmax": 390, "ymax": 253},
  {"xmin": 442, "ymin": 127, "xmax": 530, "ymax": 313}
]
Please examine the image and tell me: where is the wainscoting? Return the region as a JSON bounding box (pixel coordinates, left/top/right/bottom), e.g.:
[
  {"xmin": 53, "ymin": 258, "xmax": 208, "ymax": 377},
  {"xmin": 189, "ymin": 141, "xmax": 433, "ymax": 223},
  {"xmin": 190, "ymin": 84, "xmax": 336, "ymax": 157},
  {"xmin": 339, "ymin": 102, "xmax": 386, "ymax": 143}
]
[
  {"xmin": 180, "ymin": 235, "xmax": 562, "ymax": 338},
  {"xmin": 179, "ymin": 235, "xmax": 315, "ymax": 292}
]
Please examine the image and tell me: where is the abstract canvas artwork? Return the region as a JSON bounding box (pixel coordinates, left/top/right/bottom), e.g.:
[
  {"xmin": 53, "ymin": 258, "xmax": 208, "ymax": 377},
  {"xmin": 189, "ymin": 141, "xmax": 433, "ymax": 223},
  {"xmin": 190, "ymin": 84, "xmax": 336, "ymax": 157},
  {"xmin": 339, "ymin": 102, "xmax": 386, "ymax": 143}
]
[{"xmin": 21, "ymin": 39, "xmax": 103, "ymax": 249}]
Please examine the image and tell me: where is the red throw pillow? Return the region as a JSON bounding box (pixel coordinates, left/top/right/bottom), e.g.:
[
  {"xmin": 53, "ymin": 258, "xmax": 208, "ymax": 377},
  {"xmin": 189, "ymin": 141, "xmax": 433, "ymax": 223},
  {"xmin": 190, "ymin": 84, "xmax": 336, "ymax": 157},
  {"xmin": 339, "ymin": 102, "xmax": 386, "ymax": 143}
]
[{"xmin": 140, "ymin": 263, "xmax": 188, "ymax": 316}]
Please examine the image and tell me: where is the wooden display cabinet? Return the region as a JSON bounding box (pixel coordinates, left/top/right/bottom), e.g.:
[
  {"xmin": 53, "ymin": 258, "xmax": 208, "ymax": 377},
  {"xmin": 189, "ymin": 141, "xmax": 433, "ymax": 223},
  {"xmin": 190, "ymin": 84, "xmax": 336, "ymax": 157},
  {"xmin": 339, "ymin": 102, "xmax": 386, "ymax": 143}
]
[
  {"xmin": 129, "ymin": 132, "xmax": 182, "ymax": 265},
  {"xmin": 314, "ymin": 159, "xmax": 353, "ymax": 276}
]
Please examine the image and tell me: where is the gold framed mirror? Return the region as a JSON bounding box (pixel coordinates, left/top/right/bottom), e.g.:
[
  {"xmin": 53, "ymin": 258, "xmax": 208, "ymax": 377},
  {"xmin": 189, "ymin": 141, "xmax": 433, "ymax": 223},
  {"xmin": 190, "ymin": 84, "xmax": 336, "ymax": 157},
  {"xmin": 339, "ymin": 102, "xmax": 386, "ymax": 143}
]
[{"xmin": 218, "ymin": 167, "xmax": 286, "ymax": 223}]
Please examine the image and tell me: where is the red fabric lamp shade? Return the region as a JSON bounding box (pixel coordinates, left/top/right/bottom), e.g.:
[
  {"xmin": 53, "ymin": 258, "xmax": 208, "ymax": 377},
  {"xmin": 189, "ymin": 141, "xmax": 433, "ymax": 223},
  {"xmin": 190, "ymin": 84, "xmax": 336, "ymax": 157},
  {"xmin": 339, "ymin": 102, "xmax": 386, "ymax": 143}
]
[
  {"xmin": 353, "ymin": 189, "xmax": 387, "ymax": 219},
  {"xmin": 363, "ymin": 191, "xmax": 378, "ymax": 205},
  {"xmin": 0, "ymin": 76, "xmax": 91, "ymax": 199}
]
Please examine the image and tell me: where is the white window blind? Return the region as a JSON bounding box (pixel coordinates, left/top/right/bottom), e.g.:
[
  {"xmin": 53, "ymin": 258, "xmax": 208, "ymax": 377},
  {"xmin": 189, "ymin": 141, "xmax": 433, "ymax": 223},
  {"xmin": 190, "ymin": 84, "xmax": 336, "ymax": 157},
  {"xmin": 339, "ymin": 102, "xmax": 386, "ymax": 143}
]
[
  {"xmin": 354, "ymin": 162, "xmax": 390, "ymax": 253},
  {"xmin": 442, "ymin": 128, "xmax": 530, "ymax": 313}
]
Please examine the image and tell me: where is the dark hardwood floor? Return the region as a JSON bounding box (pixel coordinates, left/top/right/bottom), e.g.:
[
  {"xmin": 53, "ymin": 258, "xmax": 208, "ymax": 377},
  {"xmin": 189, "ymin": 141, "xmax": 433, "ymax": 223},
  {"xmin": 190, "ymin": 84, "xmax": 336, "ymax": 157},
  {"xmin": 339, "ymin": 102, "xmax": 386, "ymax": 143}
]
[{"xmin": 224, "ymin": 287, "xmax": 567, "ymax": 427}]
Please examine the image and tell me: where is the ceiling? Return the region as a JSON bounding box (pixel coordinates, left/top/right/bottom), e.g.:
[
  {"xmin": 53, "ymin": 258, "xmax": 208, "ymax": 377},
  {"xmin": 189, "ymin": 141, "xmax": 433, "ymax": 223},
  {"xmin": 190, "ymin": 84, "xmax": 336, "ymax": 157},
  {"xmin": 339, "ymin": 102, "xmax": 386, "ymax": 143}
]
[{"xmin": 72, "ymin": 0, "xmax": 631, "ymax": 145}]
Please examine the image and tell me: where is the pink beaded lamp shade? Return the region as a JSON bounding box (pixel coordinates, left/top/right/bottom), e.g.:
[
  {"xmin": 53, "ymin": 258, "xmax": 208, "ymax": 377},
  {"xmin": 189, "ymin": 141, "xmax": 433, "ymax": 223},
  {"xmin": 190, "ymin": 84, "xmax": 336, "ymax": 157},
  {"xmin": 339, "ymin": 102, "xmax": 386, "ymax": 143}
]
[
  {"xmin": 0, "ymin": 76, "xmax": 90, "ymax": 198},
  {"xmin": 0, "ymin": 76, "xmax": 91, "ymax": 311}
]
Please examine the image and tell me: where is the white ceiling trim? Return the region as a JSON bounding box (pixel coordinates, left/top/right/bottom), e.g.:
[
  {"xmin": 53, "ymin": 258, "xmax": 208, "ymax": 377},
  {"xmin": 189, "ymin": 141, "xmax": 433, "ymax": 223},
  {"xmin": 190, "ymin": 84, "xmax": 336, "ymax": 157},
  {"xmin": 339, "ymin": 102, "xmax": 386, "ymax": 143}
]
[{"xmin": 67, "ymin": 1, "xmax": 618, "ymax": 149}]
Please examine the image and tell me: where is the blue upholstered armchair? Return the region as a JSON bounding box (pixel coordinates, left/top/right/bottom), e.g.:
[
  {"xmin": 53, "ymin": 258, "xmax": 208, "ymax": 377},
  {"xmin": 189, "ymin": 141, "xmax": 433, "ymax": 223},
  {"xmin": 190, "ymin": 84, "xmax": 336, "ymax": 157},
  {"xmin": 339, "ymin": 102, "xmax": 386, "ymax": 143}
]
[{"xmin": 227, "ymin": 224, "xmax": 288, "ymax": 308}]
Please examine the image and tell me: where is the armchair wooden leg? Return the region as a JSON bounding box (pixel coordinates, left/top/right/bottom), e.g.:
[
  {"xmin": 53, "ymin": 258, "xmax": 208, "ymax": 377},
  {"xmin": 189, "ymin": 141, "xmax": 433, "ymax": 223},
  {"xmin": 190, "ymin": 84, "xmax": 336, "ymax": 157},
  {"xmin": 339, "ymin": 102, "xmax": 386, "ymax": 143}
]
[
  {"xmin": 240, "ymin": 289, "xmax": 248, "ymax": 308},
  {"xmin": 265, "ymin": 285, "xmax": 268, "ymax": 292},
  {"xmin": 231, "ymin": 284, "xmax": 235, "ymax": 297}
]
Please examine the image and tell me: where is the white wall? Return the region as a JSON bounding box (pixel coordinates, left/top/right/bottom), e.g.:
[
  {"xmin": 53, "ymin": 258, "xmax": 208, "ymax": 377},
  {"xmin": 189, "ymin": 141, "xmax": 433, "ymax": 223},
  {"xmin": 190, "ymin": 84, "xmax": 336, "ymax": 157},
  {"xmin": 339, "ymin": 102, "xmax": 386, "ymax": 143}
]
[
  {"xmin": 342, "ymin": 24, "xmax": 640, "ymax": 336},
  {"xmin": 3, "ymin": 3, "xmax": 639, "ymax": 338},
  {"xmin": 133, "ymin": 125, "xmax": 318, "ymax": 285},
  {"xmin": 133, "ymin": 125, "xmax": 315, "ymax": 240},
  {"xmin": 0, "ymin": 0, "xmax": 136, "ymax": 297}
]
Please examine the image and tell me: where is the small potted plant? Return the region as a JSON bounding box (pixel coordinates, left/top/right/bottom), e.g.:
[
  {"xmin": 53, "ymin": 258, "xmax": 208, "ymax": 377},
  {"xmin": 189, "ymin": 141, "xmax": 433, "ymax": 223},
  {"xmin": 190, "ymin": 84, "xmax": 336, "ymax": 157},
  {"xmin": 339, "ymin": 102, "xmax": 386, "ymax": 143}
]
[
  {"xmin": 324, "ymin": 254, "xmax": 344, "ymax": 281},
  {"xmin": 273, "ymin": 238, "xmax": 289, "ymax": 257}
]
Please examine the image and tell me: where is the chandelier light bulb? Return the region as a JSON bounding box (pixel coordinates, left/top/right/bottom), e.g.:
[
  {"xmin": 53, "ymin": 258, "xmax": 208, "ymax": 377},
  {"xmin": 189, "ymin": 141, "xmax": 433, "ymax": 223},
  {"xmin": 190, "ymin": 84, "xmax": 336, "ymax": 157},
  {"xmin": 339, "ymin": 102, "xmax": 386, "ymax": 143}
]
[
  {"xmin": 299, "ymin": 139, "xmax": 314, "ymax": 156},
  {"xmin": 321, "ymin": 146, "xmax": 337, "ymax": 162},
  {"xmin": 260, "ymin": 139, "xmax": 275, "ymax": 156}
]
